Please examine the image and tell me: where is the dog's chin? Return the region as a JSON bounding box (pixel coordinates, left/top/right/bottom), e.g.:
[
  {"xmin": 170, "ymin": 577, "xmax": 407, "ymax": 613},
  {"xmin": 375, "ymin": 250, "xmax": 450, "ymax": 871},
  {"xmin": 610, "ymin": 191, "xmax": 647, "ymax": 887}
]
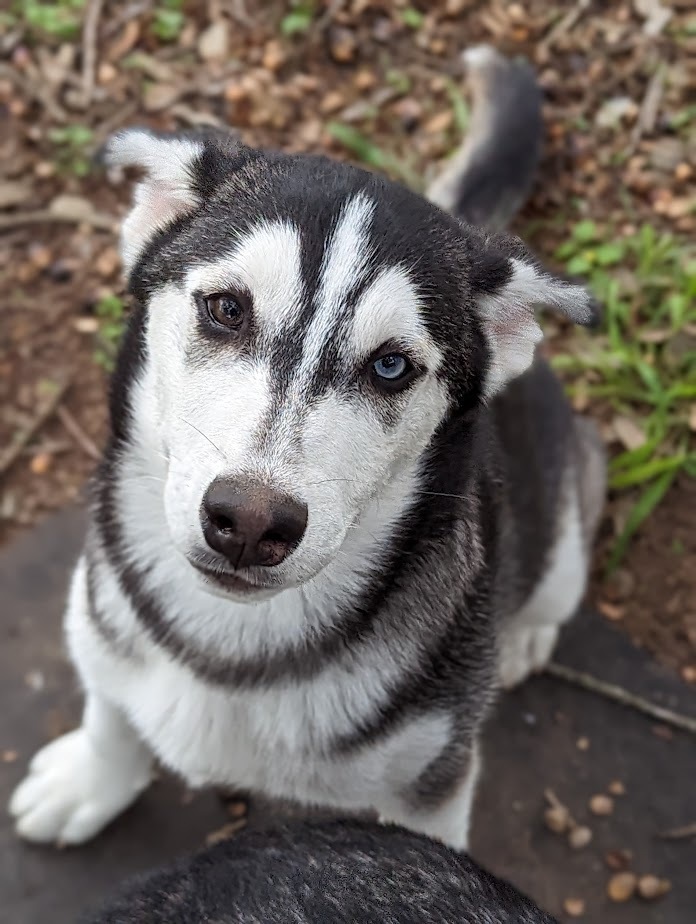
[{"xmin": 188, "ymin": 562, "xmax": 282, "ymax": 603}]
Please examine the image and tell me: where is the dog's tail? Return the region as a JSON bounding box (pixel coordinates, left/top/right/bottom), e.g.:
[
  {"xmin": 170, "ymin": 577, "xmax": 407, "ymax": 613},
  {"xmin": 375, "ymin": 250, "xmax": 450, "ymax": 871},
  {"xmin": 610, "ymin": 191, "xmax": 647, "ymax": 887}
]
[{"xmin": 427, "ymin": 45, "xmax": 543, "ymax": 230}]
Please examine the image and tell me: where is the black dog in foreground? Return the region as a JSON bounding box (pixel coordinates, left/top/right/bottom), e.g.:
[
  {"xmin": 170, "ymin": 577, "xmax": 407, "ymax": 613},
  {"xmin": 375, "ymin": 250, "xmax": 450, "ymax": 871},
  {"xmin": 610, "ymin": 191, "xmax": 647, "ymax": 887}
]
[{"xmin": 83, "ymin": 819, "xmax": 557, "ymax": 924}]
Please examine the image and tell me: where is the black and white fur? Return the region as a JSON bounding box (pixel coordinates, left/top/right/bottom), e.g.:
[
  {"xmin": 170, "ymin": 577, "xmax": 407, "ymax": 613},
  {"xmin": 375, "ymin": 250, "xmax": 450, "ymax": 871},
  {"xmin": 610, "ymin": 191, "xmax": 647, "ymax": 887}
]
[
  {"xmin": 83, "ymin": 819, "xmax": 558, "ymax": 923},
  {"xmin": 10, "ymin": 47, "xmax": 605, "ymax": 850}
]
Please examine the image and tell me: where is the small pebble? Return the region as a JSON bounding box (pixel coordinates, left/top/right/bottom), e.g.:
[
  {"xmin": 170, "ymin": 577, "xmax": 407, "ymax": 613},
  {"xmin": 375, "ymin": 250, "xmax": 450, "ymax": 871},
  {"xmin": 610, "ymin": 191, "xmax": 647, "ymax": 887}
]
[
  {"xmin": 589, "ymin": 794, "xmax": 614, "ymax": 816},
  {"xmin": 607, "ymin": 872, "xmax": 637, "ymax": 903},
  {"xmin": 563, "ymin": 897, "xmax": 585, "ymax": 917},
  {"xmin": 637, "ymin": 875, "xmax": 671, "ymax": 900},
  {"xmin": 354, "ymin": 69, "xmax": 376, "ymax": 91},
  {"xmin": 576, "ymin": 736, "xmax": 590, "ymax": 751},
  {"xmin": 262, "ymin": 39, "xmax": 285, "ymax": 72},
  {"xmin": 329, "ymin": 27, "xmax": 357, "ymax": 63},
  {"xmin": 30, "ymin": 452, "xmax": 52, "ymax": 476},
  {"xmin": 544, "ymin": 805, "xmax": 571, "ymax": 834},
  {"xmin": 2, "ymin": 750, "xmax": 18, "ymax": 763},
  {"xmin": 568, "ymin": 826, "xmax": 593, "ymax": 849},
  {"xmin": 608, "ymin": 780, "xmax": 625, "ymax": 796},
  {"xmin": 226, "ymin": 800, "xmax": 247, "ymax": 819}
]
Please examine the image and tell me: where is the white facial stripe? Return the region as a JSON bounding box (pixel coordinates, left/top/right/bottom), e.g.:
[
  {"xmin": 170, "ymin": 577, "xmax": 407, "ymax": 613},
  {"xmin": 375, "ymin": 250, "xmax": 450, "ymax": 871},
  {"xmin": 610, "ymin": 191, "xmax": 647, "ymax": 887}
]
[
  {"xmin": 348, "ymin": 264, "xmax": 442, "ymax": 370},
  {"xmin": 295, "ymin": 193, "xmax": 376, "ymax": 383},
  {"xmin": 185, "ymin": 220, "xmax": 304, "ymax": 335}
]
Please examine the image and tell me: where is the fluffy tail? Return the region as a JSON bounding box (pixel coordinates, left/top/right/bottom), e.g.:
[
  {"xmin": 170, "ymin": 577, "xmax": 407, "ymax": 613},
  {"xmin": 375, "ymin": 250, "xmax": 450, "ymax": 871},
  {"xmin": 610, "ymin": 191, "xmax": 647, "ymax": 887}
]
[{"xmin": 427, "ymin": 46, "xmax": 543, "ymax": 230}]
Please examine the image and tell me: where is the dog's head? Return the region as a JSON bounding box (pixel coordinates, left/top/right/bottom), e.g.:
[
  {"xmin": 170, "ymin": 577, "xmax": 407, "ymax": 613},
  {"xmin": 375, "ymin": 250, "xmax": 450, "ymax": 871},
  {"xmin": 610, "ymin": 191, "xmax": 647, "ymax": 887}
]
[{"xmin": 103, "ymin": 129, "xmax": 595, "ymax": 600}]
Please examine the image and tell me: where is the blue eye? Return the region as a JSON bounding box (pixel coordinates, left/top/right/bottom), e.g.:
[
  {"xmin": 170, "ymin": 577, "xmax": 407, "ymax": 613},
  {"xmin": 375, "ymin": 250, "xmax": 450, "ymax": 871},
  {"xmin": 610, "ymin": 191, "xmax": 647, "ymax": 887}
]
[{"xmin": 371, "ymin": 353, "xmax": 413, "ymax": 386}]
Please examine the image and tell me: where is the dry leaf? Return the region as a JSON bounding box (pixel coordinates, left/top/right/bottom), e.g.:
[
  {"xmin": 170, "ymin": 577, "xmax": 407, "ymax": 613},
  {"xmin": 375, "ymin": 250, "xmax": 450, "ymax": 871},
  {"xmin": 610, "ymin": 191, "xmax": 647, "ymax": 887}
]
[
  {"xmin": 613, "ymin": 416, "xmax": 646, "ymax": 451},
  {"xmin": 633, "ymin": 0, "xmax": 672, "ymax": 37},
  {"xmin": 198, "ymin": 20, "xmax": 229, "ymax": 62}
]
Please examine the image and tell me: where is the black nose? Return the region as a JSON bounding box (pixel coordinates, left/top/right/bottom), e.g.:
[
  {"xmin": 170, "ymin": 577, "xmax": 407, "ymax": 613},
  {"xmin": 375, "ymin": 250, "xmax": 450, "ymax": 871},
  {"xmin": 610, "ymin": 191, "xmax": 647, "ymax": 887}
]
[{"xmin": 201, "ymin": 478, "xmax": 308, "ymax": 569}]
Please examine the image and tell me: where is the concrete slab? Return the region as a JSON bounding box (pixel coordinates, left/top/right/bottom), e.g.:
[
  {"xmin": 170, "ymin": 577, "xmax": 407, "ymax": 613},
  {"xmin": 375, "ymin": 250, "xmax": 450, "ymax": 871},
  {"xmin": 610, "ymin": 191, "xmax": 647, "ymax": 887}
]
[{"xmin": 1, "ymin": 509, "xmax": 694, "ymax": 923}]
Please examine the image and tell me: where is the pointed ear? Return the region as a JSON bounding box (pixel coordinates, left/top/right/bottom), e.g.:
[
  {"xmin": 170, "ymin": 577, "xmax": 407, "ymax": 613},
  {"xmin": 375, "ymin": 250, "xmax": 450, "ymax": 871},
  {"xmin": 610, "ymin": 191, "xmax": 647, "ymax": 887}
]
[
  {"xmin": 472, "ymin": 242, "xmax": 599, "ymax": 397},
  {"xmin": 101, "ymin": 128, "xmax": 244, "ymax": 274}
]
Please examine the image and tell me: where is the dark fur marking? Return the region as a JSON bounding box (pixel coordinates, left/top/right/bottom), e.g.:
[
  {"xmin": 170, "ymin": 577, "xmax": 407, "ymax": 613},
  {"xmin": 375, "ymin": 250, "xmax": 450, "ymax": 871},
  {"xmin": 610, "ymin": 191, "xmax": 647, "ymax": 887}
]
[{"xmin": 83, "ymin": 819, "xmax": 558, "ymax": 924}]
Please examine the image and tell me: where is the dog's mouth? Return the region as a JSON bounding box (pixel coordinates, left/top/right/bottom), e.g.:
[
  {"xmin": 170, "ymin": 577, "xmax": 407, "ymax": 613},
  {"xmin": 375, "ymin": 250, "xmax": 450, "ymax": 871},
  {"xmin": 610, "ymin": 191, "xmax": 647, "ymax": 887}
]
[{"xmin": 189, "ymin": 561, "xmax": 268, "ymax": 594}]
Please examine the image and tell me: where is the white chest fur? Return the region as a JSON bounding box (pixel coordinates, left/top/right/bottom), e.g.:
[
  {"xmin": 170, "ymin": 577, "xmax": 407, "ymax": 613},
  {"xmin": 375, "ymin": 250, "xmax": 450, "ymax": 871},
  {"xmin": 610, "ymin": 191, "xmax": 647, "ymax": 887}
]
[{"xmin": 66, "ymin": 556, "xmax": 450, "ymax": 810}]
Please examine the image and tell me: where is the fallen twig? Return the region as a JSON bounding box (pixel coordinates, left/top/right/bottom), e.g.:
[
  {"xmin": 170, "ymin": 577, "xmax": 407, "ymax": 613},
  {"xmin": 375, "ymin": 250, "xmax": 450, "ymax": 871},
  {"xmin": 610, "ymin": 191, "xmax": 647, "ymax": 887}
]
[
  {"xmin": 81, "ymin": 0, "xmax": 105, "ymax": 106},
  {"xmin": 0, "ymin": 210, "xmax": 116, "ymax": 232},
  {"xmin": 56, "ymin": 406, "xmax": 101, "ymax": 461},
  {"xmin": 658, "ymin": 822, "xmax": 696, "ymax": 841},
  {"xmin": 628, "ymin": 65, "xmax": 665, "ymax": 154},
  {"xmin": 545, "ymin": 662, "xmax": 696, "ymax": 737},
  {"xmin": 0, "ymin": 63, "xmax": 67, "ymax": 122},
  {"xmin": 0, "ymin": 381, "xmax": 71, "ymax": 478},
  {"xmin": 539, "ymin": 0, "xmax": 591, "ymax": 53}
]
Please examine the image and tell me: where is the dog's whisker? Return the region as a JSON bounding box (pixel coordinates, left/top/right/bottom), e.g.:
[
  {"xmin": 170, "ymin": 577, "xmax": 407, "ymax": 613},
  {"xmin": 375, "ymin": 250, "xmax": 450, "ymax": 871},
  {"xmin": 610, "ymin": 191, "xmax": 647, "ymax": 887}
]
[
  {"xmin": 180, "ymin": 418, "xmax": 227, "ymax": 459},
  {"xmin": 413, "ymin": 490, "xmax": 470, "ymax": 501}
]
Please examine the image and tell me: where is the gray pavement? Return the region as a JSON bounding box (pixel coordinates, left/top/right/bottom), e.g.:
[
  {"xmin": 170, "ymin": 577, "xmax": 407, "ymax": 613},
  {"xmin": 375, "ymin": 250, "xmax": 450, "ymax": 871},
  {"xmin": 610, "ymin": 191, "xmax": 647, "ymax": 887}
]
[{"xmin": 1, "ymin": 509, "xmax": 694, "ymax": 923}]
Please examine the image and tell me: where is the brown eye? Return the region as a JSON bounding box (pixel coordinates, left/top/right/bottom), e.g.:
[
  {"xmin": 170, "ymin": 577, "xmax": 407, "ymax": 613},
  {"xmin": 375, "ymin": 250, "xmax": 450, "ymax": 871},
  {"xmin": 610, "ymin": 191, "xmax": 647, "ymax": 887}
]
[{"xmin": 205, "ymin": 293, "xmax": 245, "ymax": 329}]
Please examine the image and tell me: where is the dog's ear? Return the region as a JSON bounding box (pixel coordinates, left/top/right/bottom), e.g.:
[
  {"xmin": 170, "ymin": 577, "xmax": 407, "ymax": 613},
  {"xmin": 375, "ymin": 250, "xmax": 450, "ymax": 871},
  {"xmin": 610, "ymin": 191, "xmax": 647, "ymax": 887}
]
[
  {"xmin": 469, "ymin": 235, "xmax": 599, "ymax": 397},
  {"xmin": 100, "ymin": 128, "xmax": 240, "ymax": 273}
]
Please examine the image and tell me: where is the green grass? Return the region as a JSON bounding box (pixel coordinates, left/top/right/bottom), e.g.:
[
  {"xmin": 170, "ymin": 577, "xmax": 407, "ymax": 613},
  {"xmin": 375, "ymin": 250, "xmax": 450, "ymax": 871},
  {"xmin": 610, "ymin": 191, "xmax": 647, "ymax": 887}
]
[
  {"xmin": 93, "ymin": 294, "xmax": 126, "ymax": 372},
  {"xmin": 326, "ymin": 122, "xmax": 424, "ymax": 191},
  {"xmin": 150, "ymin": 0, "xmax": 185, "ymax": 42},
  {"xmin": 48, "ymin": 124, "xmax": 94, "ymax": 177},
  {"xmin": 443, "ymin": 78, "xmax": 470, "ymax": 136},
  {"xmin": 280, "ymin": 0, "xmax": 316, "ymax": 36},
  {"xmin": 401, "ymin": 7, "xmax": 425, "ymax": 29},
  {"xmin": 11, "ymin": 0, "xmax": 85, "ymax": 40},
  {"xmin": 551, "ymin": 220, "xmax": 696, "ymax": 572}
]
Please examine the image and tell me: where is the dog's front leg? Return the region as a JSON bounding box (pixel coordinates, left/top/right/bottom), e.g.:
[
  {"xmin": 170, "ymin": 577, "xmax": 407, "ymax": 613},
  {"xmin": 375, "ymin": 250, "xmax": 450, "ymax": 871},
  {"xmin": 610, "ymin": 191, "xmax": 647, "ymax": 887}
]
[
  {"xmin": 9, "ymin": 692, "xmax": 152, "ymax": 845},
  {"xmin": 376, "ymin": 741, "xmax": 481, "ymax": 852}
]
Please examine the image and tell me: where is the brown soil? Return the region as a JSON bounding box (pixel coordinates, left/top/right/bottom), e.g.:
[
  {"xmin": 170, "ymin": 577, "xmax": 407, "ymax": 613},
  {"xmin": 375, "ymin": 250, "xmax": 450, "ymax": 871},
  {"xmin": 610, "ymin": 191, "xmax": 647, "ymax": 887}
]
[
  {"xmin": 598, "ymin": 474, "xmax": 696, "ymax": 680},
  {"xmin": 1, "ymin": 1, "xmax": 694, "ymax": 675}
]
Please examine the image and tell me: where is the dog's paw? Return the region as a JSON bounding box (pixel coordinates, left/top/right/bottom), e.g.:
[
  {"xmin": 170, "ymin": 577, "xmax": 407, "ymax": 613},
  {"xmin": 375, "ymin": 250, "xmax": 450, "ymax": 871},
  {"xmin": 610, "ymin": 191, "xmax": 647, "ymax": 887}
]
[
  {"xmin": 8, "ymin": 729, "xmax": 150, "ymax": 845},
  {"xmin": 498, "ymin": 625, "xmax": 558, "ymax": 690}
]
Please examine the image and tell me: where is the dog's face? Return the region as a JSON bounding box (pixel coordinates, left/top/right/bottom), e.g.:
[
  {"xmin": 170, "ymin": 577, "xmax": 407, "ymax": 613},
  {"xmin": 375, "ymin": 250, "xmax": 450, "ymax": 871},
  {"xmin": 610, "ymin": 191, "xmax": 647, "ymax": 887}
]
[{"xmin": 105, "ymin": 130, "xmax": 594, "ymax": 600}]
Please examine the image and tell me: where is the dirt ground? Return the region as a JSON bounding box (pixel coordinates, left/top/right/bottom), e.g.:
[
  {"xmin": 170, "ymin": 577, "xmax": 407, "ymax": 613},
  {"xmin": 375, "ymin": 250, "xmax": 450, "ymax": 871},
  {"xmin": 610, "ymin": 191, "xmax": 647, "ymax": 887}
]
[{"xmin": 1, "ymin": 1, "xmax": 695, "ymax": 672}]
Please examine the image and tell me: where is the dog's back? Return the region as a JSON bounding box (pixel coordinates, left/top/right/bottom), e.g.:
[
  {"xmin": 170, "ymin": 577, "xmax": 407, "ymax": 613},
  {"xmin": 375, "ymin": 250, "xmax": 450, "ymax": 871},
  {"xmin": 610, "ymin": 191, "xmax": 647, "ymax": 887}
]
[{"xmin": 84, "ymin": 820, "xmax": 557, "ymax": 924}]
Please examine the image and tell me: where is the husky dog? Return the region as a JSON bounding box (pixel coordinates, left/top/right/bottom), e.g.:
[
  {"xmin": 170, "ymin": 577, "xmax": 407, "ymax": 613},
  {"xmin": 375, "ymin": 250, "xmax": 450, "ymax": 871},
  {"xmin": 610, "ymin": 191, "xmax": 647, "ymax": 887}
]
[
  {"xmin": 10, "ymin": 47, "xmax": 604, "ymax": 851},
  {"xmin": 84, "ymin": 819, "xmax": 558, "ymax": 923}
]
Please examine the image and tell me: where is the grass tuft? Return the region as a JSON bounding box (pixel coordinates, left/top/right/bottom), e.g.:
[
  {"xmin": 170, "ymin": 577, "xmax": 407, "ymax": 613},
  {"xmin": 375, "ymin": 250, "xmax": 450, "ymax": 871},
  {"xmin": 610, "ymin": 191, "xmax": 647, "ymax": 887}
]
[{"xmin": 552, "ymin": 220, "xmax": 696, "ymax": 571}]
